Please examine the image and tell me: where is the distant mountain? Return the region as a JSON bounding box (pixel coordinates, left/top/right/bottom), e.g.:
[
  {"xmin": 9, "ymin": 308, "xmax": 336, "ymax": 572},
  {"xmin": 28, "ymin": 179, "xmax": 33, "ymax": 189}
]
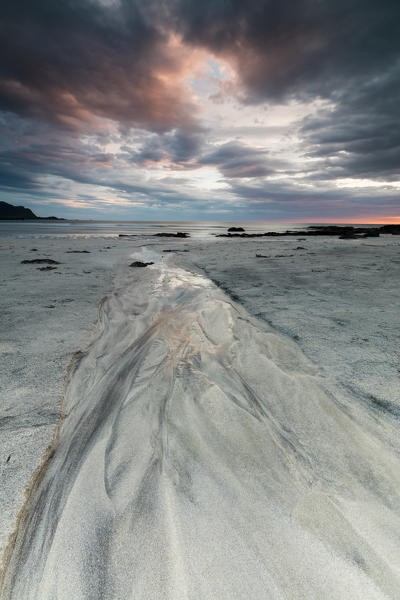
[
  {"xmin": 0, "ymin": 201, "xmax": 37, "ymax": 220},
  {"xmin": 0, "ymin": 201, "xmax": 64, "ymax": 220}
]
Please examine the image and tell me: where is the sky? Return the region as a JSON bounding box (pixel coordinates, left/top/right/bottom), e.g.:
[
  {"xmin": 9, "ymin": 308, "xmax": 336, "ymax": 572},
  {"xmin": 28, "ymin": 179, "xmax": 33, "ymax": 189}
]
[{"xmin": 1, "ymin": 0, "xmax": 400, "ymax": 222}]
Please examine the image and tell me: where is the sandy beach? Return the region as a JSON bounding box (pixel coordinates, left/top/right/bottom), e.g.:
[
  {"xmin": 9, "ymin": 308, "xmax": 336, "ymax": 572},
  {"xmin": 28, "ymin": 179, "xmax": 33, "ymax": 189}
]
[
  {"xmin": 1, "ymin": 232, "xmax": 400, "ymax": 598},
  {"xmin": 0, "ymin": 235, "xmax": 140, "ymax": 555}
]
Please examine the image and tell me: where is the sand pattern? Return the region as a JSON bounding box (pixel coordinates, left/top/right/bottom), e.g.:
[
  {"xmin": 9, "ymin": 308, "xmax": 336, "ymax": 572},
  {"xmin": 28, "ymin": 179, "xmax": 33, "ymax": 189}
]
[{"xmin": 2, "ymin": 250, "xmax": 400, "ymax": 599}]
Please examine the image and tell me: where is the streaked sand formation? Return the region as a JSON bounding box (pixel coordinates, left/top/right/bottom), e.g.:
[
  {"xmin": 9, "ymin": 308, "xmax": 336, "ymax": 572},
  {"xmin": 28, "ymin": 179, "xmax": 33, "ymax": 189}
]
[{"xmin": 2, "ymin": 250, "xmax": 400, "ymax": 599}]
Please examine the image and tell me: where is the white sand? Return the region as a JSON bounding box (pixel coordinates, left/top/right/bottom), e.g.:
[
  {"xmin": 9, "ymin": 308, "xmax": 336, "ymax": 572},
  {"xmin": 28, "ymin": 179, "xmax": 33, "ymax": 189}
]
[
  {"xmin": 1, "ymin": 234, "xmax": 400, "ymax": 598},
  {"xmin": 0, "ymin": 235, "xmax": 146, "ymax": 555},
  {"xmin": 187, "ymin": 236, "xmax": 400, "ymax": 407}
]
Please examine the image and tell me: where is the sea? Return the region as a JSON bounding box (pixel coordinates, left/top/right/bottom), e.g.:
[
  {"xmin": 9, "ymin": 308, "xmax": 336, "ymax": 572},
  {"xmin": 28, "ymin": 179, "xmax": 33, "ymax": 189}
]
[{"xmin": 0, "ymin": 220, "xmax": 377, "ymax": 239}]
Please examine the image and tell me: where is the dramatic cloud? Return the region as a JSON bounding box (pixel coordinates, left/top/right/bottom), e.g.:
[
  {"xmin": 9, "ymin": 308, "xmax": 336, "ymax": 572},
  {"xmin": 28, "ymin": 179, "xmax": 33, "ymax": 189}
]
[
  {"xmin": 0, "ymin": 0, "xmax": 399, "ymax": 220},
  {"xmin": 300, "ymin": 63, "xmax": 400, "ymax": 180},
  {"xmin": 0, "ymin": 0, "xmax": 200, "ymax": 131},
  {"xmin": 131, "ymin": 129, "xmax": 205, "ymax": 166},
  {"xmin": 199, "ymin": 142, "xmax": 280, "ymax": 178}
]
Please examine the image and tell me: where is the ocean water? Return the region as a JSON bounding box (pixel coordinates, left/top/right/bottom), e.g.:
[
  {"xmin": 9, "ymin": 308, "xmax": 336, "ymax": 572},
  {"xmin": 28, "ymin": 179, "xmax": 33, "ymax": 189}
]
[{"xmin": 0, "ymin": 220, "xmax": 373, "ymax": 239}]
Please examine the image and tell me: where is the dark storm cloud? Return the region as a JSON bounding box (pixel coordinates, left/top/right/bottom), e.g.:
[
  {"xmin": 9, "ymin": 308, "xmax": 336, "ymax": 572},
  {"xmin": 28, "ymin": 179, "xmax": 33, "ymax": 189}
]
[
  {"xmin": 198, "ymin": 142, "xmax": 279, "ymax": 178},
  {"xmin": 0, "ymin": 0, "xmax": 197, "ymax": 131},
  {"xmin": 165, "ymin": 0, "xmax": 400, "ymax": 184},
  {"xmin": 0, "ymin": 164, "xmax": 37, "ymax": 191},
  {"xmin": 300, "ymin": 63, "xmax": 400, "ymax": 180},
  {"xmin": 3, "ymin": 0, "xmax": 399, "ymax": 129},
  {"xmin": 166, "ymin": 0, "xmax": 400, "ymax": 102},
  {"xmin": 0, "ymin": 117, "xmax": 113, "ymax": 187},
  {"xmin": 132, "ymin": 129, "xmax": 205, "ymax": 165},
  {"xmin": 127, "ymin": 131, "xmax": 284, "ymax": 179},
  {"xmin": 130, "ymin": 135, "xmax": 281, "ymax": 178}
]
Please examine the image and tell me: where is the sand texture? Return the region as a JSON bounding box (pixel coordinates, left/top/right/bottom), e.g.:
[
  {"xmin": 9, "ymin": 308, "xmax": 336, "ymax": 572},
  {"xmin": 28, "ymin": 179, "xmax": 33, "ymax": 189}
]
[
  {"xmin": 2, "ymin": 242, "xmax": 400, "ymax": 599},
  {"xmin": 0, "ymin": 236, "xmax": 146, "ymax": 556},
  {"xmin": 188, "ymin": 236, "xmax": 400, "ymax": 407}
]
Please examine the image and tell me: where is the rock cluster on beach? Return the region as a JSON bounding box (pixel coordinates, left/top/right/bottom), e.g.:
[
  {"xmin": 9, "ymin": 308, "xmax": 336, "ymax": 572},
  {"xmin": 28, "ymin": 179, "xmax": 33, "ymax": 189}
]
[
  {"xmin": 227, "ymin": 226, "xmax": 245, "ymax": 232},
  {"xmin": 153, "ymin": 231, "xmax": 189, "ymax": 238},
  {"xmin": 119, "ymin": 232, "xmax": 190, "ymax": 238},
  {"xmin": 129, "ymin": 261, "xmax": 154, "ymax": 267},
  {"xmin": 20, "ymin": 258, "xmax": 60, "ymax": 265},
  {"xmin": 217, "ymin": 224, "xmax": 400, "ymax": 238}
]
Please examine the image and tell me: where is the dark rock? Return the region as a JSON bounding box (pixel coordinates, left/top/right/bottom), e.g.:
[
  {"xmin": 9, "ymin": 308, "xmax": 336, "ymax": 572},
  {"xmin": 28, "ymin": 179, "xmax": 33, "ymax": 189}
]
[
  {"xmin": 163, "ymin": 249, "xmax": 189, "ymax": 253},
  {"xmin": 308, "ymin": 225, "xmax": 355, "ymax": 234},
  {"xmin": 217, "ymin": 233, "xmax": 268, "ymax": 238},
  {"xmin": 66, "ymin": 250, "xmax": 91, "ymax": 253},
  {"xmin": 30, "ymin": 248, "xmax": 38, "ymax": 251},
  {"xmin": 362, "ymin": 230, "xmax": 380, "ymax": 238},
  {"xmin": 379, "ymin": 224, "xmax": 400, "ymax": 235},
  {"xmin": 154, "ymin": 232, "xmax": 189, "ymax": 238},
  {"xmin": 256, "ymin": 253, "xmax": 269, "ymax": 258},
  {"xmin": 227, "ymin": 227, "xmax": 245, "ymax": 232},
  {"xmin": 339, "ymin": 233, "xmax": 363, "ymax": 239},
  {"xmin": 21, "ymin": 258, "xmax": 60, "ymax": 264},
  {"xmin": 216, "ymin": 223, "xmax": 400, "ymax": 238},
  {"xmin": 38, "ymin": 266, "xmax": 57, "ymax": 271},
  {"xmin": 119, "ymin": 234, "xmax": 135, "ymax": 237},
  {"xmin": 129, "ymin": 261, "xmax": 154, "ymax": 267},
  {"xmin": 295, "ymin": 246, "xmax": 306, "ymax": 250}
]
